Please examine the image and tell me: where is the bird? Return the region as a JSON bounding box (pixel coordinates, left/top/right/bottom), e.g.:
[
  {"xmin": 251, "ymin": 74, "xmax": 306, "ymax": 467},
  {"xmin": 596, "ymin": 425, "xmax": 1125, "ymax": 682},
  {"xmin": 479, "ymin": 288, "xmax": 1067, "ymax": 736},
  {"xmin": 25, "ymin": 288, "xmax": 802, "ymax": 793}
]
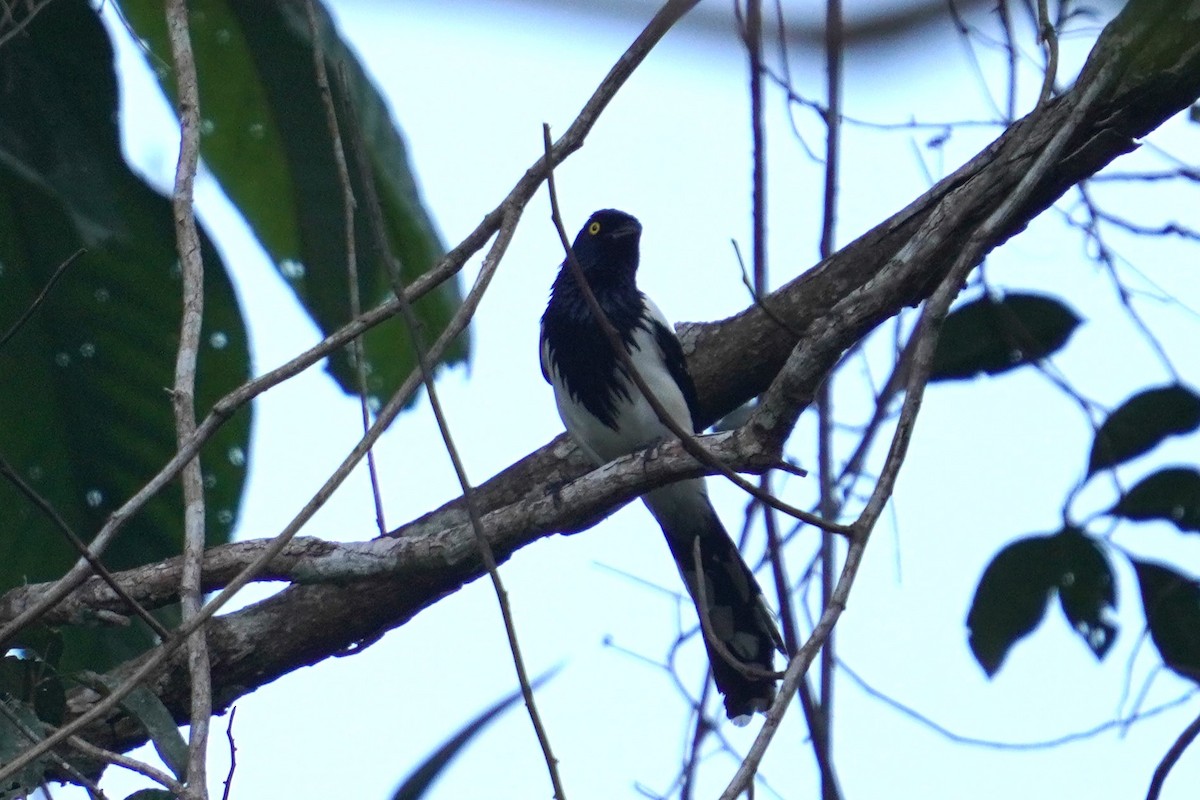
[{"xmin": 540, "ymin": 208, "xmax": 784, "ymax": 724}]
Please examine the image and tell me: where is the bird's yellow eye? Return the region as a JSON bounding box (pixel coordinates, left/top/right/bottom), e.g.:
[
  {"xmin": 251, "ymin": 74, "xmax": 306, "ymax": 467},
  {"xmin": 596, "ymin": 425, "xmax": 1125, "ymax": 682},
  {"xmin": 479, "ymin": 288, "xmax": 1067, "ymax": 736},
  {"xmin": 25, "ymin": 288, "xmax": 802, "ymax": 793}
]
[{"xmin": 588, "ymin": 221, "xmax": 601, "ymax": 235}]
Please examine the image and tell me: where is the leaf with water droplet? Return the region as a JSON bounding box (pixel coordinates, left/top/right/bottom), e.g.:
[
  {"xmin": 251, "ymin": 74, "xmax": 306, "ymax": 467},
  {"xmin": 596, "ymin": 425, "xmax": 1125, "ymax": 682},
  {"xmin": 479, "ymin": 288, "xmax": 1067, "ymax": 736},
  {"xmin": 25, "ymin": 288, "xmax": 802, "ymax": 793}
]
[
  {"xmin": 118, "ymin": 0, "xmax": 469, "ymax": 406},
  {"xmin": 967, "ymin": 528, "xmax": 1118, "ymax": 676},
  {"xmin": 0, "ymin": 0, "xmax": 251, "ymax": 672},
  {"xmin": 1111, "ymin": 467, "xmax": 1200, "ymax": 533},
  {"xmin": 1054, "ymin": 528, "xmax": 1117, "ymax": 661},
  {"xmin": 931, "ymin": 293, "xmax": 1081, "ymax": 382}
]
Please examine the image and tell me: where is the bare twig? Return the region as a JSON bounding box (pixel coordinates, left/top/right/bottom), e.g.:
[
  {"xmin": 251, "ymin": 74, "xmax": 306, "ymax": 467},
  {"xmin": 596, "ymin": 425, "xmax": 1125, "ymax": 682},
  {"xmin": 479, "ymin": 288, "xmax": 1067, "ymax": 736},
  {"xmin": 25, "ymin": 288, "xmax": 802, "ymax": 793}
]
[
  {"xmin": 0, "ymin": 0, "xmax": 55, "ymax": 50},
  {"xmin": 221, "ymin": 708, "xmax": 237, "ymax": 800},
  {"xmin": 816, "ymin": 1, "xmax": 844, "ymax": 795},
  {"xmin": 0, "ymin": 698, "xmax": 109, "ymax": 798},
  {"xmin": 0, "ymin": 248, "xmax": 83, "ymax": 351},
  {"xmin": 165, "ymin": 0, "xmax": 211, "ymax": 795},
  {"xmin": 1146, "ymin": 710, "xmax": 1200, "ymax": 800},
  {"xmin": 0, "ymin": 453, "xmax": 169, "ymax": 638},
  {"xmin": 840, "ymin": 659, "xmax": 1197, "ymax": 750},
  {"xmin": 690, "ymin": 536, "xmax": 783, "ymax": 682},
  {"xmin": 334, "ymin": 50, "xmax": 565, "ymax": 800},
  {"xmin": 305, "ymin": 0, "xmax": 387, "ymax": 536},
  {"xmin": 1036, "ymin": 0, "xmax": 1059, "ymax": 107},
  {"xmin": 997, "ymin": 0, "xmax": 1018, "ymax": 121},
  {"xmin": 67, "ymin": 734, "xmax": 184, "ymax": 796}
]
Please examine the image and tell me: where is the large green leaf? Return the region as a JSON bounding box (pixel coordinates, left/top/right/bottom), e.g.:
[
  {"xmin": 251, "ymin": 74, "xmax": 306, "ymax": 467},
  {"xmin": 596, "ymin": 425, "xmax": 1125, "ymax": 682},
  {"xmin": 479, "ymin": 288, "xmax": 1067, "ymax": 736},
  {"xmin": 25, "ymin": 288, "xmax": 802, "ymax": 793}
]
[
  {"xmin": 1088, "ymin": 384, "xmax": 1200, "ymax": 476},
  {"xmin": 930, "ymin": 292, "xmax": 1081, "ymax": 382},
  {"xmin": 0, "ymin": 0, "xmax": 251, "ymax": 670},
  {"xmin": 117, "ymin": 0, "xmax": 468, "ymax": 405}
]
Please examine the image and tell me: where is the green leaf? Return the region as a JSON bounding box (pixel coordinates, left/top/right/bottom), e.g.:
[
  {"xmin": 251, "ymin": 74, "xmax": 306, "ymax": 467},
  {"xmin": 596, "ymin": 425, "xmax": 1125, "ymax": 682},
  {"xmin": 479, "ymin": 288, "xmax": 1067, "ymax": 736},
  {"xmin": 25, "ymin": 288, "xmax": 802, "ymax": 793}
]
[
  {"xmin": 0, "ymin": 646, "xmax": 66, "ymax": 730},
  {"xmin": 968, "ymin": 529, "xmax": 1117, "ymax": 675},
  {"xmin": 0, "ymin": 0, "xmax": 251, "ymax": 671},
  {"xmin": 0, "ymin": 696, "xmax": 53, "ymax": 800},
  {"xmin": 1054, "ymin": 529, "xmax": 1117, "ymax": 661},
  {"xmin": 967, "ymin": 535, "xmax": 1059, "ymax": 676},
  {"xmin": 1088, "ymin": 385, "xmax": 1200, "ymax": 476},
  {"xmin": 391, "ymin": 666, "xmax": 561, "ymax": 800},
  {"xmin": 124, "ymin": 792, "xmax": 176, "ymax": 800},
  {"xmin": 76, "ymin": 674, "xmax": 189, "ymax": 780},
  {"xmin": 120, "ymin": 687, "xmax": 190, "ymax": 781},
  {"xmin": 117, "ymin": 0, "xmax": 469, "ymax": 406},
  {"xmin": 1131, "ymin": 560, "xmax": 1200, "ymax": 682},
  {"xmin": 931, "ymin": 292, "xmax": 1081, "ymax": 381},
  {"xmin": 1110, "ymin": 467, "xmax": 1200, "ymax": 533}
]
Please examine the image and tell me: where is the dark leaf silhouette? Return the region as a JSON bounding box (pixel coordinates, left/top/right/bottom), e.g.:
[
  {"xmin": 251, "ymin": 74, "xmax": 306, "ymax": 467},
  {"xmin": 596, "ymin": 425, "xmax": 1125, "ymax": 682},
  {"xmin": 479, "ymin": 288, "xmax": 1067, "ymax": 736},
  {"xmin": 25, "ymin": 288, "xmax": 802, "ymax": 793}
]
[
  {"xmin": 390, "ymin": 666, "xmax": 560, "ymax": 800},
  {"xmin": 967, "ymin": 536, "xmax": 1059, "ymax": 676},
  {"xmin": 931, "ymin": 293, "xmax": 1081, "ymax": 381},
  {"xmin": 1110, "ymin": 467, "xmax": 1200, "ymax": 533},
  {"xmin": 1088, "ymin": 385, "xmax": 1200, "ymax": 476},
  {"xmin": 1055, "ymin": 529, "xmax": 1117, "ymax": 661},
  {"xmin": 1131, "ymin": 560, "xmax": 1200, "ymax": 682},
  {"xmin": 969, "ymin": 529, "xmax": 1118, "ymax": 675}
]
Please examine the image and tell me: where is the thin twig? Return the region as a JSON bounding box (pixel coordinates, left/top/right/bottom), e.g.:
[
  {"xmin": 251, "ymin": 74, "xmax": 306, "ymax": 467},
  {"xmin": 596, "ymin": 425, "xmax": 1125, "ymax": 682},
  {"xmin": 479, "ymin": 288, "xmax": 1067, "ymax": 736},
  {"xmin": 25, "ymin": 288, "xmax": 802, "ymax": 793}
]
[
  {"xmin": 221, "ymin": 708, "xmax": 237, "ymax": 800},
  {"xmin": 67, "ymin": 734, "xmax": 184, "ymax": 796},
  {"xmin": 165, "ymin": 0, "xmax": 211, "ymax": 795},
  {"xmin": 0, "ymin": 0, "xmax": 55, "ymax": 50},
  {"xmin": 1036, "ymin": 0, "xmax": 1058, "ymax": 107},
  {"xmin": 333, "ymin": 50, "xmax": 566, "ymax": 800},
  {"xmin": 305, "ymin": 0, "xmax": 387, "ymax": 536},
  {"xmin": 1146, "ymin": 710, "xmax": 1200, "ymax": 800},
  {"xmin": 816, "ymin": 1, "xmax": 844, "ymax": 795},
  {"xmin": 997, "ymin": 0, "xmax": 1018, "ymax": 122},
  {"xmin": 0, "ymin": 453, "xmax": 169, "ymax": 638},
  {"xmin": 0, "ymin": 249, "xmax": 83, "ymax": 351},
  {"xmin": 839, "ymin": 659, "xmax": 1196, "ymax": 751},
  {"xmin": 0, "ymin": 698, "xmax": 109, "ymax": 798},
  {"xmin": 720, "ymin": 206, "xmax": 943, "ymax": 800}
]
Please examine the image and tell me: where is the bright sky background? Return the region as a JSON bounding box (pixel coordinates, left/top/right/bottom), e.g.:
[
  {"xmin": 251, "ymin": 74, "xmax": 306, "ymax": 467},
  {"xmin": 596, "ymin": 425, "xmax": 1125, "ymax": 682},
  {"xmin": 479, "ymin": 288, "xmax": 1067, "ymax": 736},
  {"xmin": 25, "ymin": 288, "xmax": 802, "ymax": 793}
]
[{"xmin": 66, "ymin": 0, "xmax": 1200, "ymax": 797}]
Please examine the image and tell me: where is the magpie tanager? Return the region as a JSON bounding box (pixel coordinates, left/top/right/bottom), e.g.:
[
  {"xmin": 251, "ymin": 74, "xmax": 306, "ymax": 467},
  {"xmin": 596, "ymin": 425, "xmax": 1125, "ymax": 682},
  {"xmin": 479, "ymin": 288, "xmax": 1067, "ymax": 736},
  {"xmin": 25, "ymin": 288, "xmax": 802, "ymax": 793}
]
[{"xmin": 540, "ymin": 208, "xmax": 784, "ymax": 724}]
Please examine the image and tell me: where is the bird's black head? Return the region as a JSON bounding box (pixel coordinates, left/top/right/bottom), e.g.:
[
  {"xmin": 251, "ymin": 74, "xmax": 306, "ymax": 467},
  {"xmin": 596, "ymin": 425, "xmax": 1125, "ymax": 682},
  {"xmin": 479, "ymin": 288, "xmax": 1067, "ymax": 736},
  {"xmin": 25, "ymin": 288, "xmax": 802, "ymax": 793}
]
[{"xmin": 568, "ymin": 209, "xmax": 642, "ymax": 280}]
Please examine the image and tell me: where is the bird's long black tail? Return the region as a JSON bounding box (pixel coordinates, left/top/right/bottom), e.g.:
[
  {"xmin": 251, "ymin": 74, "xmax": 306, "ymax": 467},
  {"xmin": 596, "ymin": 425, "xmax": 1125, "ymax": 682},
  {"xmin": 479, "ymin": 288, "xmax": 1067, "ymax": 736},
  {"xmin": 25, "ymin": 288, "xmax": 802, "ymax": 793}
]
[{"xmin": 644, "ymin": 480, "xmax": 784, "ymax": 723}]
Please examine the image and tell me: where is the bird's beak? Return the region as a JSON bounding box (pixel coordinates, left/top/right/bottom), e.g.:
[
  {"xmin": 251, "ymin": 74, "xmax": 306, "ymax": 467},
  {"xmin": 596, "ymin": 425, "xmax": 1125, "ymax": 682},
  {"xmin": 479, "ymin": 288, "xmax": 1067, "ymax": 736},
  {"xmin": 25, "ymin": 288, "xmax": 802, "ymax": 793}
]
[{"xmin": 612, "ymin": 220, "xmax": 642, "ymax": 239}]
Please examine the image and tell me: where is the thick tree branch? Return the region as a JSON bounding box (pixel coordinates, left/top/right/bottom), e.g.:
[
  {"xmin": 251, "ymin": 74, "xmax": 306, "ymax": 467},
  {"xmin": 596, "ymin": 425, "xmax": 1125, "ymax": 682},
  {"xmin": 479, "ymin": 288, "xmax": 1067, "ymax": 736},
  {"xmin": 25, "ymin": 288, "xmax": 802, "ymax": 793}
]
[{"xmin": 5, "ymin": 0, "xmax": 1198, "ymax": 767}]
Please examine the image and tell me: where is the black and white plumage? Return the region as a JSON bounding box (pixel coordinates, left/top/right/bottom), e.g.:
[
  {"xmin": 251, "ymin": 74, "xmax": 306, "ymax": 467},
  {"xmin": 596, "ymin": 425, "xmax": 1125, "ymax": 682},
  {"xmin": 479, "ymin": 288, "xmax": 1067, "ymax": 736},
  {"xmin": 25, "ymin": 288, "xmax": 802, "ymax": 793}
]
[{"xmin": 540, "ymin": 208, "xmax": 783, "ymax": 724}]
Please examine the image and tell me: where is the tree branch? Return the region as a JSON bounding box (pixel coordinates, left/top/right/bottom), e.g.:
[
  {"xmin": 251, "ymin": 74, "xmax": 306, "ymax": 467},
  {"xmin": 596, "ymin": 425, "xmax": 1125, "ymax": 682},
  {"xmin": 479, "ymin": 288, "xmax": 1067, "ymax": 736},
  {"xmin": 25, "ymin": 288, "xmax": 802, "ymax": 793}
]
[{"xmin": 164, "ymin": 0, "xmax": 211, "ymax": 794}]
